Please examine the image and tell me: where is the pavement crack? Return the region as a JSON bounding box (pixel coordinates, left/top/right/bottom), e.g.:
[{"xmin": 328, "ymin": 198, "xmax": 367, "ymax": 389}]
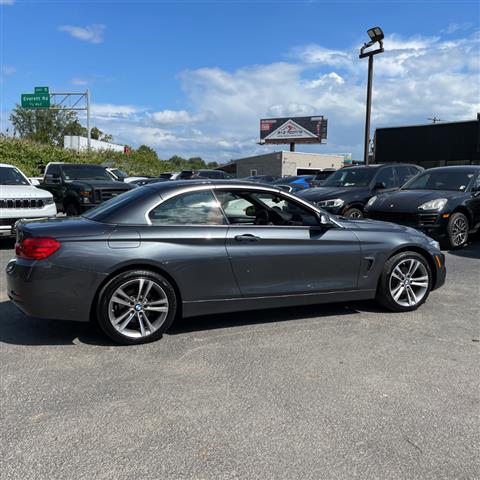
[{"xmin": 404, "ymin": 436, "xmax": 423, "ymax": 454}]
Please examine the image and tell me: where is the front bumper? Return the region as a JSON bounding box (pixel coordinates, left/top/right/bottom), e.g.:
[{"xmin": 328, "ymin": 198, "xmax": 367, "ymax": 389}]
[
  {"xmin": 0, "ymin": 204, "xmax": 57, "ymax": 237},
  {"xmin": 432, "ymin": 252, "xmax": 446, "ymax": 290},
  {"xmin": 365, "ymin": 211, "xmax": 449, "ymax": 240}
]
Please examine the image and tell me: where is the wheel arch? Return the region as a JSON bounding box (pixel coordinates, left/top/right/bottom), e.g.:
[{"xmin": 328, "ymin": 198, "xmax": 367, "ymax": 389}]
[
  {"xmin": 387, "ymin": 245, "xmax": 437, "ymax": 288},
  {"xmin": 89, "ymin": 262, "xmax": 183, "ymax": 323},
  {"xmin": 451, "ymin": 205, "xmax": 472, "ymax": 226}
]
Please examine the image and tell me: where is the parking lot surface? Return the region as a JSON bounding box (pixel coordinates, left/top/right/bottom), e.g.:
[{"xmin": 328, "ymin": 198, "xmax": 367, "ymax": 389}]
[{"xmin": 1, "ymin": 237, "xmax": 479, "ymax": 480}]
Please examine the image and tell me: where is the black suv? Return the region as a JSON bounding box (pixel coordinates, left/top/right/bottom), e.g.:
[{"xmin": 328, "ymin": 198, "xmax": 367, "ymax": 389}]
[
  {"xmin": 40, "ymin": 163, "xmax": 132, "ymax": 216},
  {"xmin": 299, "ymin": 164, "xmax": 423, "ymax": 218},
  {"xmin": 365, "ymin": 166, "xmax": 480, "ymax": 249}
]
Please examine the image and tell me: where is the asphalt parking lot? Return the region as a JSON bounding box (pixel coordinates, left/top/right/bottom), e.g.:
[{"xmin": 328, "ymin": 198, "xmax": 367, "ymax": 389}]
[{"xmin": 0, "ymin": 237, "xmax": 479, "ymax": 480}]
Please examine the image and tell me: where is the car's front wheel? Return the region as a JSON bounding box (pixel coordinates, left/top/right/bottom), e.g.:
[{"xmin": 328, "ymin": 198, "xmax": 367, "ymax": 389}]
[
  {"xmin": 376, "ymin": 251, "xmax": 432, "ymax": 312},
  {"xmin": 445, "ymin": 212, "xmax": 469, "ymax": 250},
  {"xmin": 343, "ymin": 207, "xmax": 363, "ymax": 219},
  {"xmin": 96, "ymin": 269, "xmax": 177, "ymax": 345}
]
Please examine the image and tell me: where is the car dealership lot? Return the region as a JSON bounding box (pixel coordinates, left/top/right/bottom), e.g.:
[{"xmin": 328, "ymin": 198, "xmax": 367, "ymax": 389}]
[{"xmin": 0, "ymin": 238, "xmax": 479, "ymax": 480}]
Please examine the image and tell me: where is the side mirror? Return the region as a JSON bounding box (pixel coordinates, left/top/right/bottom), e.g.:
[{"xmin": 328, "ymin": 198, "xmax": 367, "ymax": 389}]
[
  {"xmin": 45, "ymin": 174, "xmax": 60, "ymax": 184},
  {"xmin": 374, "ymin": 181, "xmax": 386, "ymax": 190},
  {"xmin": 317, "ymin": 213, "xmax": 334, "ymax": 228}
]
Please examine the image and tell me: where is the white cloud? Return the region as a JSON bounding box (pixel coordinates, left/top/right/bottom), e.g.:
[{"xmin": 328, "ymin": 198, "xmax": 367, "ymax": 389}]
[
  {"xmin": 0, "ymin": 0, "xmax": 15, "ymax": 5},
  {"xmin": 149, "ymin": 110, "xmax": 194, "ymax": 125},
  {"xmin": 78, "ymin": 29, "xmax": 480, "ymax": 161},
  {"xmin": 1, "ymin": 65, "xmax": 16, "ymax": 76},
  {"xmin": 441, "ymin": 22, "xmax": 473, "ymax": 35},
  {"xmin": 71, "ymin": 77, "xmax": 89, "ymax": 86},
  {"xmin": 91, "ymin": 103, "xmax": 144, "ymax": 119},
  {"xmin": 58, "ymin": 24, "xmax": 106, "ymax": 44}
]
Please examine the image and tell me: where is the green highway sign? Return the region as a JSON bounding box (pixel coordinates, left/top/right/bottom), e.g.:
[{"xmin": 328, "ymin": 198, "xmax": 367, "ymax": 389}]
[
  {"xmin": 21, "ymin": 93, "xmax": 51, "ymax": 108},
  {"xmin": 34, "ymin": 86, "xmax": 49, "ymax": 94}
]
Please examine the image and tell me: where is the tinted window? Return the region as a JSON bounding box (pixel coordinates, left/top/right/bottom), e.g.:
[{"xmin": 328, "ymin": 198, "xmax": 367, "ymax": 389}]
[
  {"xmin": 216, "ymin": 190, "xmax": 318, "ymax": 226},
  {"xmin": 62, "ymin": 165, "xmax": 112, "ymax": 181},
  {"xmin": 395, "ymin": 166, "xmax": 417, "ymax": 185},
  {"xmin": 322, "ymin": 168, "xmax": 376, "ymax": 187},
  {"xmin": 402, "ymin": 170, "xmax": 476, "ymax": 191},
  {"xmin": 0, "ymin": 166, "xmax": 29, "ymax": 186},
  {"xmin": 149, "ymin": 190, "xmax": 225, "ymax": 225},
  {"xmin": 47, "ymin": 164, "xmax": 62, "ymax": 178},
  {"xmin": 374, "ymin": 167, "xmax": 396, "ymax": 188}
]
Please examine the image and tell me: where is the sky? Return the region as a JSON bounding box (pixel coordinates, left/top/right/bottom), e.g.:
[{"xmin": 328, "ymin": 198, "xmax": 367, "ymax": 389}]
[{"xmin": 0, "ymin": 0, "xmax": 479, "ymax": 162}]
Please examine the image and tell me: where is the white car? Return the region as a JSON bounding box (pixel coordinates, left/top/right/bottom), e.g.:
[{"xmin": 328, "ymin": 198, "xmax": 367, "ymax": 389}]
[{"xmin": 0, "ymin": 164, "xmax": 57, "ymax": 237}]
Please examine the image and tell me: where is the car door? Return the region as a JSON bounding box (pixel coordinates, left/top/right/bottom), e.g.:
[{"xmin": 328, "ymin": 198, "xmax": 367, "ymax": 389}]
[
  {"xmin": 468, "ymin": 174, "xmax": 480, "ymax": 227},
  {"xmin": 216, "ymin": 187, "xmax": 361, "ymax": 297},
  {"xmin": 44, "ymin": 164, "xmax": 64, "ymax": 208},
  {"xmin": 139, "ymin": 188, "xmax": 240, "ymax": 302}
]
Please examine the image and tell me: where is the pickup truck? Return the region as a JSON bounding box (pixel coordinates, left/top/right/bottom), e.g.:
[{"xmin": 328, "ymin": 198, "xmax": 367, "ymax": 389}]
[
  {"xmin": 40, "ymin": 163, "xmax": 132, "ymax": 216},
  {"xmin": 0, "ymin": 163, "xmax": 57, "ymax": 237}
]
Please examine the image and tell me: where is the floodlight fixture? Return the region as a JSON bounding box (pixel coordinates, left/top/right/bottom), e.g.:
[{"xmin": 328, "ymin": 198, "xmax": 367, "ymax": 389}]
[{"xmin": 367, "ymin": 27, "xmax": 384, "ymax": 42}]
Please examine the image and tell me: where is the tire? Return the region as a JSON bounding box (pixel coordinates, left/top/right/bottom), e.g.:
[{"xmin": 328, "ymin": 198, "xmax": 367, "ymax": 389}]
[
  {"xmin": 64, "ymin": 202, "xmax": 80, "ymax": 217},
  {"xmin": 344, "ymin": 207, "xmax": 363, "ymax": 219},
  {"xmin": 96, "ymin": 269, "xmax": 177, "ymax": 345},
  {"xmin": 445, "ymin": 212, "xmax": 469, "ymax": 250},
  {"xmin": 376, "ymin": 251, "xmax": 432, "ymax": 312}
]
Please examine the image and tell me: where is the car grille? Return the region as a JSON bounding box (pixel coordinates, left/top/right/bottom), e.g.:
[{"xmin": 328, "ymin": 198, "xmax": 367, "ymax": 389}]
[
  {"xmin": 95, "ymin": 189, "xmax": 129, "ymax": 202},
  {"xmin": 0, "ymin": 217, "xmax": 21, "ymax": 227},
  {"xmin": 0, "ymin": 198, "xmax": 45, "ymax": 209},
  {"xmin": 368, "ymin": 211, "xmax": 439, "ymax": 226}
]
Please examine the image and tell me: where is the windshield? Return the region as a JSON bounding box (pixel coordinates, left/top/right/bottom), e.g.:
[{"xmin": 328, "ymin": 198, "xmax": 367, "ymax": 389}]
[
  {"xmin": 402, "ymin": 170, "xmax": 475, "ymax": 191},
  {"xmin": 110, "ymin": 168, "xmax": 128, "ymax": 179},
  {"xmin": 62, "ymin": 165, "xmax": 113, "ymax": 181},
  {"xmin": 322, "ymin": 168, "xmax": 375, "ymax": 187},
  {"xmin": 0, "ymin": 166, "xmax": 30, "ymax": 186}
]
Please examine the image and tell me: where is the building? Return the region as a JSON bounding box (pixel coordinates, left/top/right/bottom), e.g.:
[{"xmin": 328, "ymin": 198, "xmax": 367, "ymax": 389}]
[
  {"xmin": 373, "ymin": 119, "xmax": 480, "ymax": 168},
  {"xmin": 218, "ymin": 151, "xmax": 344, "ymax": 178},
  {"xmin": 64, "ymin": 136, "xmax": 125, "ymax": 153}
]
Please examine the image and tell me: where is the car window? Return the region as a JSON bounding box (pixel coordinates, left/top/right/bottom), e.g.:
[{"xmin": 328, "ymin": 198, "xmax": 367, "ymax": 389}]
[
  {"xmin": 149, "ymin": 190, "xmax": 226, "ymax": 225},
  {"xmin": 375, "ymin": 167, "xmax": 396, "ymax": 188},
  {"xmin": 47, "ymin": 164, "xmax": 62, "ymax": 179},
  {"xmin": 322, "ymin": 168, "xmax": 376, "ymax": 187},
  {"xmin": 215, "ymin": 190, "xmax": 318, "ymax": 227},
  {"xmin": 0, "ymin": 166, "xmax": 30, "ymax": 186},
  {"xmin": 402, "ymin": 170, "xmax": 476, "ymax": 191},
  {"xmin": 395, "ymin": 166, "xmax": 415, "ymax": 185}
]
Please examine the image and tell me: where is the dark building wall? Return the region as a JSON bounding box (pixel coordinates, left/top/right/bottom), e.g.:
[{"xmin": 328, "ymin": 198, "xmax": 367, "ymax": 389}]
[{"xmin": 374, "ymin": 120, "xmax": 480, "ymax": 168}]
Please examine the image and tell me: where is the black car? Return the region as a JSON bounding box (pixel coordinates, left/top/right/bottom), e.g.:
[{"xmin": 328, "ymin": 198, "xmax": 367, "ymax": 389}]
[
  {"xmin": 129, "ymin": 178, "xmax": 169, "ymax": 187},
  {"xmin": 7, "ymin": 180, "xmax": 445, "ymax": 345},
  {"xmin": 178, "ymin": 169, "xmax": 233, "ymax": 180},
  {"xmin": 365, "ymin": 166, "xmax": 480, "ymax": 249},
  {"xmin": 299, "ymin": 164, "xmax": 423, "ymax": 219}
]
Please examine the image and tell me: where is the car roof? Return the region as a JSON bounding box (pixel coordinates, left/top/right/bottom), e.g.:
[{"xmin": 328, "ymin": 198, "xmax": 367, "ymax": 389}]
[
  {"xmin": 422, "ymin": 165, "xmax": 480, "ymax": 173},
  {"xmin": 145, "ymin": 179, "xmax": 280, "ymax": 193}
]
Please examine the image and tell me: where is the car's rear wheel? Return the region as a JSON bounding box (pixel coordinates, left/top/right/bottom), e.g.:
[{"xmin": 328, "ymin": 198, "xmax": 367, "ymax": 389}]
[
  {"xmin": 96, "ymin": 270, "xmax": 177, "ymax": 345},
  {"xmin": 376, "ymin": 251, "xmax": 432, "ymax": 312},
  {"xmin": 344, "ymin": 207, "xmax": 363, "ymax": 219},
  {"xmin": 446, "ymin": 212, "xmax": 469, "ymax": 250}
]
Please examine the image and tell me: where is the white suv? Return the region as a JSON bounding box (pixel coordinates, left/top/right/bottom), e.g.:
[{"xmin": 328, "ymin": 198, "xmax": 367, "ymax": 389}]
[{"xmin": 0, "ymin": 163, "xmax": 57, "ymax": 237}]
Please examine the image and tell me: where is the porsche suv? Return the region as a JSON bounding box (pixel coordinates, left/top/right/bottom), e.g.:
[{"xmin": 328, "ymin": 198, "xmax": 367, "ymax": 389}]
[
  {"xmin": 365, "ymin": 166, "xmax": 480, "ymax": 249},
  {"xmin": 7, "ymin": 180, "xmax": 445, "ymax": 344}
]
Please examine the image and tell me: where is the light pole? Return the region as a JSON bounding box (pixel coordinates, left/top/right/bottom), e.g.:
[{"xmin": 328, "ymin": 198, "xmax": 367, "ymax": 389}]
[{"xmin": 359, "ymin": 27, "xmax": 384, "ymax": 165}]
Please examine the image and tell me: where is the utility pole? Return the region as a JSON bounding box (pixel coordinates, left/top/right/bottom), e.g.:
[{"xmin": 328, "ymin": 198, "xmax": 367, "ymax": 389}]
[
  {"xmin": 86, "ymin": 89, "xmax": 91, "ymax": 149},
  {"xmin": 359, "ymin": 27, "xmax": 384, "ymax": 165},
  {"xmin": 428, "ymin": 116, "xmax": 442, "ymax": 124}
]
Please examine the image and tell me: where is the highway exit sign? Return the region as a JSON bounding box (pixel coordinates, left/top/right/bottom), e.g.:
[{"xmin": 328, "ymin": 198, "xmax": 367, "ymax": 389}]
[
  {"xmin": 21, "ymin": 93, "xmax": 51, "ymax": 108},
  {"xmin": 34, "ymin": 86, "xmax": 49, "ymax": 94}
]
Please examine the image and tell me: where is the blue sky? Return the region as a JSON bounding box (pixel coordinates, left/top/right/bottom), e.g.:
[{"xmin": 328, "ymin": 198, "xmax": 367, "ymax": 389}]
[{"xmin": 1, "ymin": 0, "xmax": 479, "ymax": 161}]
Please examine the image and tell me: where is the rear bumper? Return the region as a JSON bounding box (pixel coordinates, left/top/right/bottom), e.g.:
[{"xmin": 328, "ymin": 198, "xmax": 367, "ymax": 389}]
[{"xmin": 6, "ymin": 258, "xmax": 107, "ymax": 322}]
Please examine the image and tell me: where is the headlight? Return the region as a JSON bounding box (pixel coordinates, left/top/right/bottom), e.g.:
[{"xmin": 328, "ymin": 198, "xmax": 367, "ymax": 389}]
[
  {"xmin": 418, "ymin": 198, "xmax": 447, "ymax": 211},
  {"xmin": 429, "ymin": 239, "xmax": 441, "ymax": 250},
  {"xmin": 316, "ymin": 198, "xmax": 345, "ymax": 208},
  {"xmin": 79, "ymin": 190, "xmax": 93, "ymax": 203},
  {"xmin": 366, "ymin": 196, "xmax": 377, "ymax": 207},
  {"xmin": 42, "ymin": 197, "xmax": 54, "ymax": 205}
]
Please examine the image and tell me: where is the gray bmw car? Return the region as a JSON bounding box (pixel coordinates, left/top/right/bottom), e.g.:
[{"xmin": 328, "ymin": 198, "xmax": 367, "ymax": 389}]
[{"xmin": 6, "ymin": 180, "xmax": 446, "ymax": 345}]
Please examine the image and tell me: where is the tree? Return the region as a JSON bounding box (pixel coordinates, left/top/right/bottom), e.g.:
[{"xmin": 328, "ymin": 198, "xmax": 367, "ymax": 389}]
[
  {"xmin": 137, "ymin": 145, "xmax": 158, "ymax": 158},
  {"xmin": 9, "ymin": 104, "xmax": 83, "ymax": 146},
  {"xmin": 90, "ymin": 126, "xmax": 102, "ymax": 140}
]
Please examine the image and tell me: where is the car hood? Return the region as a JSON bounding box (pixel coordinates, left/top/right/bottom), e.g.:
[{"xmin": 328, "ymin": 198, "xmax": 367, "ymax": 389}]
[
  {"xmin": 336, "ymin": 216, "xmax": 428, "ymax": 238},
  {"xmin": 371, "ymin": 189, "xmax": 465, "ymax": 212},
  {"xmin": 65, "ymin": 180, "xmax": 131, "ymax": 189},
  {"xmin": 0, "ymin": 184, "xmax": 53, "ymax": 199},
  {"xmin": 299, "ymin": 186, "xmax": 370, "ymax": 202}
]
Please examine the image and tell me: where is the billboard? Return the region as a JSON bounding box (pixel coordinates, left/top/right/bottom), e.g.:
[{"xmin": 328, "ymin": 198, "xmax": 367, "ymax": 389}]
[{"xmin": 260, "ymin": 116, "xmax": 328, "ymax": 144}]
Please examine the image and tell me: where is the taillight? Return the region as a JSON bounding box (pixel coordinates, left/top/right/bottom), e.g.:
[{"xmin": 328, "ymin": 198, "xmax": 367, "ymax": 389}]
[{"xmin": 15, "ymin": 237, "xmax": 61, "ymax": 260}]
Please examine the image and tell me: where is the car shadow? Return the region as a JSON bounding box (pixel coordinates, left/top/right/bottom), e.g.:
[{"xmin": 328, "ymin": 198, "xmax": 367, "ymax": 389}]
[
  {"xmin": 0, "ymin": 238, "xmax": 15, "ymax": 251},
  {"xmin": 0, "ymin": 299, "xmax": 383, "ymax": 347},
  {"xmin": 447, "ymin": 238, "xmax": 480, "ymax": 259}
]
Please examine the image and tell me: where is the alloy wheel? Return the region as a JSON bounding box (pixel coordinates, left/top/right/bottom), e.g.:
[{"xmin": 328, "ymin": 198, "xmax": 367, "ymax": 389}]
[
  {"xmin": 451, "ymin": 217, "xmax": 468, "ymax": 247},
  {"xmin": 108, "ymin": 278, "xmax": 169, "ymax": 339},
  {"xmin": 389, "ymin": 258, "xmax": 429, "ymax": 308}
]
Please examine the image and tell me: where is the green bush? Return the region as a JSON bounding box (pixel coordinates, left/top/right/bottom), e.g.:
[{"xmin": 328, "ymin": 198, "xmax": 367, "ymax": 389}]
[{"xmin": 0, "ymin": 136, "xmax": 216, "ymax": 177}]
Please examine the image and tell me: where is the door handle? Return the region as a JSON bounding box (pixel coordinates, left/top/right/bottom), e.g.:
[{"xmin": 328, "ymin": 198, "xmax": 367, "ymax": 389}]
[{"xmin": 234, "ymin": 234, "xmax": 261, "ymax": 242}]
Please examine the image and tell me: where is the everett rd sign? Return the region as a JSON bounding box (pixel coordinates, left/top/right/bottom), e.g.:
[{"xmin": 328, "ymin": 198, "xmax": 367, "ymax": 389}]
[{"xmin": 21, "ymin": 93, "xmax": 50, "ymax": 108}]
